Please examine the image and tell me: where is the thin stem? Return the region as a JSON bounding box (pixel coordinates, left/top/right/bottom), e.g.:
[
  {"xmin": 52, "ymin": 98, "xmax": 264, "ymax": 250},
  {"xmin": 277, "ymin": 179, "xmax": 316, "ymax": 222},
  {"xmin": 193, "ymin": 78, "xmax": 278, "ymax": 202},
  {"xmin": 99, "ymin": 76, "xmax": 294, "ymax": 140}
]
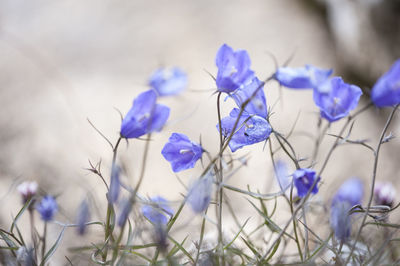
[
  {"xmin": 133, "ymin": 133, "xmax": 152, "ymax": 193},
  {"xmin": 41, "ymin": 222, "xmax": 47, "ymax": 261},
  {"xmin": 344, "ymin": 104, "xmax": 399, "ymax": 264}
]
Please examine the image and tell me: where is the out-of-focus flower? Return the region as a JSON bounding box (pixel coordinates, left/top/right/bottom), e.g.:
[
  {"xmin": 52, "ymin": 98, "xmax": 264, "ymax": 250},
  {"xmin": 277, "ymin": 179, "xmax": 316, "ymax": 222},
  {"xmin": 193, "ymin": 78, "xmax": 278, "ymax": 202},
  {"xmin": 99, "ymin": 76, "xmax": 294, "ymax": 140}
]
[
  {"xmin": 274, "ymin": 160, "xmax": 292, "ymax": 193},
  {"xmin": 293, "ymin": 168, "xmax": 320, "ymax": 198},
  {"xmin": 108, "ymin": 164, "xmax": 121, "ymax": 204},
  {"xmin": 120, "ymin": 90, "xmax": 170, "ymax": 139},
  {"xmin": 76, "ymin": 199, "xmax": 90, "ymax": 235},
  {"xmin": 36, "ymin": 196, "xmax": 58, "ymax": 222},
  {"xmin": 161, "ymin": 133, "xmax": 203, "ymax": 172},
  {"xmin": 330, "ymin": 178, "xmax": 363, "ymax": 241},
  {"xmin": 215, "ymin": 44, "xmax": 254, "ymax": 93},
  {"xmin": 141, "ymin": 196, "xmax": 173, "ymax": 225},
  {"xmin": 231, "ymin": 77, "xmax": 268, "ymax": 118},
  {"xmin": 374, "ymin": 182, "xmax": 396, "ymax": 207},
  {"xmin": 117, "ymin": 197, "xmax": 133, "ymax": 227},
  {"xmin": 371, "ymin": 59, "xmax": 400, "ymax": 107},
  {"xmin": 149, "ymin": 67, "xmax": 187, "ymax": 96},
  {"xmin": 187, "ymin": 173, "xmax": 214, "ymax": 213},
  {"xmin": 313, "ymin": 77, "xmax": 362, "ymax": 122},
  {"xmin": 218, "ymin": 108, "xmax": 272, "ymax": 152},
  {"xmin": 17, "ymin": 181, "xmax": 38, "ymax": 204},
  {"xmin": 275, "ymin": 64, "xmax": 332, "ymax": 89}
]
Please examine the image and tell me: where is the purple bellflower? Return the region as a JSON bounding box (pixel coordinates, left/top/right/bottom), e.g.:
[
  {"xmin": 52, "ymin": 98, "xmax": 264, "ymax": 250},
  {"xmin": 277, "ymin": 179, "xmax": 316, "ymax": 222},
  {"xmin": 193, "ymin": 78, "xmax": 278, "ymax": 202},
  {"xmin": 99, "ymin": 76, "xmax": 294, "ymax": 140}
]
[
  {"xmin": 141, "ymin": 196, "xmax": 174, "ymax": 225},
  {"xmin": 149, "ymin": 67, "xmax": 188, "ymax": 96},
  {"xmin": 118, "ymin": 197, "xmax": 133, "ymax": 227},
  {"xmin": 274, "ymin": 160, "xmax": 292, "ymax": 193},
  {"xmin": 76, "ymin": 199, "xmax": 90, "ymax": 235},
  {"xmin": 371, "ymin": 59, "xmax": 400, "ymax": 107},
  {"xmin": 161, "ymin": 133, "xmax": 203, "ymax": 172},
  {"xmin": 187, "ymin": 173, "xmax": 214, "ymax": 213},
  {"xmin": 120, "ymin": 90, "xmax": 170, "ymax": 138},
  {"xmin": 218, "ymin": 108, "xmax": 272, "ymax": 152},
  {"xmin": 231, "ymin": 77, "xmax": 268, "ymax": 118},
  {"xmin": 293, "ymin": 168, "xmax": 320, "ymax": 198},
  {"xmin": 313, "ymin": 77, "xmax": 362, "ymax": 122},
  {"xmin": 108, "ymin": 164, "xmax": 120, "ymax": 204},
  {"xmin": 275, "ymin": 64, "xmax": 332, "ymax": 89},
  {"xmin": 215, "ymin": 44, "xmax": 254, "ymax": 93},
  {"xmin": 330, "ymin": 178, "xmax": 363, "ymax": 241},
  {"xmin": 36, "ymin": 196, "xmax": 58, "ymax": 222}
]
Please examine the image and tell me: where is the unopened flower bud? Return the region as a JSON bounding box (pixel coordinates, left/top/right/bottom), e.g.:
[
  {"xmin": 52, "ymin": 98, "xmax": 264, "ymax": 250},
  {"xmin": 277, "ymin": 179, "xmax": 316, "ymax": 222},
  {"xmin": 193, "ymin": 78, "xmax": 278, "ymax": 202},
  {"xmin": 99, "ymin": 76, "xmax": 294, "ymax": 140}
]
[
  {"xmin": 17, "ymin": 181, "xmax": 38, "ymax": 204},
  {"xmin": 374, "ymin": 182, "xmax": 396, "ymax": 207}
]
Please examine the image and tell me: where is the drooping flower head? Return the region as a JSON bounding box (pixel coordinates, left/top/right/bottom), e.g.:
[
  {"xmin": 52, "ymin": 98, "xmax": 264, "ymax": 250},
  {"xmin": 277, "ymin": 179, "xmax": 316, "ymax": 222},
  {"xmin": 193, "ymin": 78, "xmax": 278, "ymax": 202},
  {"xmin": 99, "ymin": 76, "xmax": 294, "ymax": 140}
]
[
  {"xmin": 161, "ymin": 133, "xmax": 203, "ymax": 172},
  {"xmin": 313, "ymin": 77, "xmax": 362, "ymax": 122},
  {"xmin": 76, "ymin": 199, "xmax": 90, "ymax": 235},
  {"xmin": 141, "ymin": 196, "xmax": 174, "ymax": 225},
  {"xmin": 371, "ymin": 59, "xmax": 400, "ymax": 107},
  {"xmin": 293, "ymin": 168, "xmax": 320, "ymax": 198},
  {"xmin": 231, "ymin": 77, "xmax": 268, "ymax": 118},
  {"xmin": 108, "ymin": 164, "xmax": 121, "ymax": 204},
  {"xmin": 120, "ymin": 90, "xmax": 170, "ymax": 139},
  {"xmin": 117, "ymin": 197, "xmax": 133, "ymax": 227},
  {"xmin": 274, "ymin": 64, "xmax": 332, "ymax": 89},
  {"xmin": 149, "ymin": 67, "xmax": 188, "ymax": 96},
  {"xmin": 274, "ymin": 160, "xmax": 292, "ymax": 193},
  {"xmin": 374, "ymin": 182, "xmax": 396, "ymax": 207},
  {"xmin": 36, "ymin": 196, "xmax": 58, "ymax": 222},
  {"xmin": 330, "ymin": 178, "xmax": 363, "ymax": 241},
  {"xmin": 218, "ymin": 108, "xmax": 272, "ymax": 152},
  {"xmin": 17, "ymin": 181, "xmax": 38, "ymax": 204},
  {"xmin": 187, "ymin": 173, "xmax": 214, "ymax": 213},
  {"xmin": 215, "ymin": 44, "xmax": 254, "ymax": 93}
]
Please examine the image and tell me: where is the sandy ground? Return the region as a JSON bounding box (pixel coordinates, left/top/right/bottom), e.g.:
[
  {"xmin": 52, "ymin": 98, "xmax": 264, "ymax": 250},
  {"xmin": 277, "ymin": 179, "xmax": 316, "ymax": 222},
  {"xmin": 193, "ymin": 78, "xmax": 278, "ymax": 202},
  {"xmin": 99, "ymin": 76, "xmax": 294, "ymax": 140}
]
[{"xmin": 0, "ymin": 0, "xmax": 399, "ymax": 264}]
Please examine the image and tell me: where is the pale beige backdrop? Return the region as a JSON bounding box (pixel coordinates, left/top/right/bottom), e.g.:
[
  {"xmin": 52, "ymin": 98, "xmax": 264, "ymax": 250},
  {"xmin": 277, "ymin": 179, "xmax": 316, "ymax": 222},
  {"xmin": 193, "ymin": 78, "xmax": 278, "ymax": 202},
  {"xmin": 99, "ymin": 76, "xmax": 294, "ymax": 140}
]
[{"xmin": 0, "ymin": 0, "xmax": 398, "ymax": 264}]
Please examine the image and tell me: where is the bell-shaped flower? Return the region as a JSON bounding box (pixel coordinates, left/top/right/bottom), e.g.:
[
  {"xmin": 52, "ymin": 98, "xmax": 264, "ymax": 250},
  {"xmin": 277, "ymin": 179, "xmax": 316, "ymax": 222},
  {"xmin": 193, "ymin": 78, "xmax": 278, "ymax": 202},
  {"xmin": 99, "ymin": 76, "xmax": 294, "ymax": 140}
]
[
  {"xmin": 218, "ymin": 108, "xmax": 272, "ymax": 152},
  {"xmin": 313, "ymin": 77, "xmax": 362, "ymax": 122},
  {"xmin": 374, "ymin": 182, "xmax": 396, "ymax": 207},
  {"xmin": 76, "ymin": 199, "xmax": 90, "ymax": 235},
  {"xmin": 161, "ymin": 133, "xmax": 203, "ymax": 172},
  {"xmin": 120, "ymin": 90, "xmax": 170, "ymax": 138},
  {"xmin": 108, "ymin": 164, "xmax": 121, "ymax": 204},
  {"xmin": 231, "ymin": 77, "xmax": 268, "ymax": 118},
  {"xmin": 371, "ymin": 59, "xmax": 400, "ymax": 107},
  {"xmin": 215, "ymin": 44, "xmax": 254, "ymax": 93},
  {"xmin": 187, "ymin": 173, "xmax": 214, "ymax": 213},
  {"xmin": 117, "ymin": 197, "xmax": 133, "ymax": 227},
  {"xmin": 141, "ymin": 196, "xmax": 174, "ymax": 225},
  {"xmin": 149, "ymin": 67, "xmax": 188, "ymax": 96},
  {"xmin": 274, "ymin": 160, "xmax": 292, "ymax": 193},
  {"xmin": 330, "ymin": 178, "xmax": 363, "ymax": 241},
  {"xmin": 36, "ymin": 196, "xmax": 58, "ymax": 222},
  {"xmin": 293, "ymin": 168, "xmax": 320, "ymax": 198},
  {"xmin": 275, "ymin": 64, "xmax": 332, "ymax": 89}
]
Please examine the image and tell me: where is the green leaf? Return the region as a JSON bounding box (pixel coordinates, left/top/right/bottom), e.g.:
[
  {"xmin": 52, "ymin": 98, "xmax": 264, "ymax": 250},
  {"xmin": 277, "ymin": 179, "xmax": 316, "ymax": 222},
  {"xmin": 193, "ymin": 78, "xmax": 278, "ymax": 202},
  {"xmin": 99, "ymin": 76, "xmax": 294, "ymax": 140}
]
[
  {"xmin": 40, "ymin": 226, "xmax": 66, "ymax": 266},
  {"xmin": 224, "ymin": 217, "xmax": 250, "ymax": 250}
]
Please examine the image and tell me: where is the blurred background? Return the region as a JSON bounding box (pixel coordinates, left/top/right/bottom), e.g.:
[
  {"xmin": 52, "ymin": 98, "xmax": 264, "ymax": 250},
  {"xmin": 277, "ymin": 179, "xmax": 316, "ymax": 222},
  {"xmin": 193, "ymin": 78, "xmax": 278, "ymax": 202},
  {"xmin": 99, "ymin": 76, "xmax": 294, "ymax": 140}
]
[{"xmin": 0, "ymin": 0, "xmax": 399, "ymax": 263}]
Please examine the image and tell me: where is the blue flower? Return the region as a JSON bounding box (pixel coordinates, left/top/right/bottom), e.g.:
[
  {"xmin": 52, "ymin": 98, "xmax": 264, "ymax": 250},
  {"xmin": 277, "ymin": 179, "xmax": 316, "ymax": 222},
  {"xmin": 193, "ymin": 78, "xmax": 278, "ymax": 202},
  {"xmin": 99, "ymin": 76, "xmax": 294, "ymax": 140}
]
[
  {"xmin": 187, "ymin": 173, "xmax": 214, "ymax": 213},
  {"xmin": 274, "ymin": 160, "xmax": 292, "ymax": 193},
  {"xmin": 149, "ymin": 67, "xmax": 188, "ymax": 96},
  {"xmin": 141, "ymin": 196, "xmax": 174, "ymax": 225},
  {"xmin": 231, "ymin": 77, "xmax": 268, "ymax": 118},
  {"xmin": 120, "ymin": 90, "xmax": 170, "ymax": 138},
  {"xmin": 331, "ymin": 178, "xmax": 363, "ymax": 241},
  {"xmin": 36, "ymin": 196, "xmax": 58, "ymax": 222},
  {"xmin": 293, "ymin": 168, "xmax": 320, "ymax": 198},
  {"xmin": 215, "ymin": 44, "xmax": 254, "ymax": 93},
  {"xmin": 218, "ymin": 108, "xmax": 272, "ymax": 152},
  {"xmin": 76, "ymin": 199, "xmax": 90, "ymax": 235},
  {"xmin": 108, "ymin": 164, "xmax": 120, "ymax": 204},
  {"xmin": 371, "ymin": 59, "xmax": 400, "ymax": 107},
  {"xmin": 117, "ymin": 197, "xmax": 132, "ymax": 227},
  {"xmin": 275, "ymin": 64, "xmax": 332, "ymax": 89},
  {"xmin": 161, "ymin": 133, "xmax": 203, "ymax": 173},
  {"xmin": 313, "ymin": 77, "xmax": 362, "ymax": 122}
]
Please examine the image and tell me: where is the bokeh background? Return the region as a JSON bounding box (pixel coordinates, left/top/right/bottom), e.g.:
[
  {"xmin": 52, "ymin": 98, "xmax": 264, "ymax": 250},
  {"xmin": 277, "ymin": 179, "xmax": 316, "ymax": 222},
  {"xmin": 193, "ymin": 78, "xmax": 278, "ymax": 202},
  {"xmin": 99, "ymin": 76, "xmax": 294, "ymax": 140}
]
[{"xmin": 0, "ymin": 0, "xmax": 399, "ymax": 264}]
